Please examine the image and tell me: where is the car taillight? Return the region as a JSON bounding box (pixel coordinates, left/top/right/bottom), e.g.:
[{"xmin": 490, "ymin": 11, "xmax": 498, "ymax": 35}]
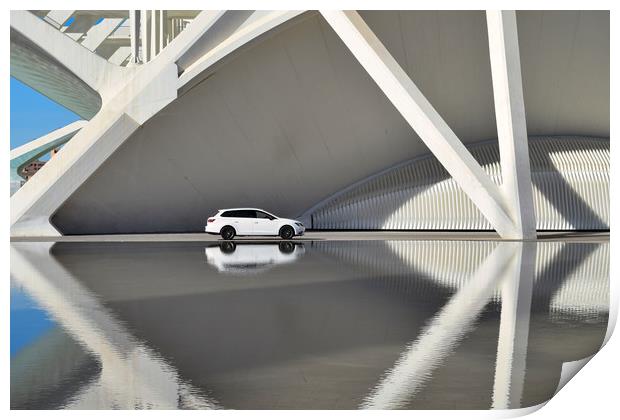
[{"xmin": 207, "ymin": 218, "xmax": 216, "ymax": 223}]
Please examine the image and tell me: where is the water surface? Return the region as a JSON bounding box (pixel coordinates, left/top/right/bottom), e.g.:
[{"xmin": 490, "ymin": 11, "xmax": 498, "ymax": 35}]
[{"xmin": 10, "ymin": 240, "xmax": 609, "ymax": 409}]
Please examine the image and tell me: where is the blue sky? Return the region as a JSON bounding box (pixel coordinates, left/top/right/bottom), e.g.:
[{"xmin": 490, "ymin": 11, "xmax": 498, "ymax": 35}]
[
  {"xmin": 10, "ymin": 77, "xmax": 80, "ymax": 150},
  {"xmin": 11, "ymin": 286, "xmax": 56, "ymax": 356}
]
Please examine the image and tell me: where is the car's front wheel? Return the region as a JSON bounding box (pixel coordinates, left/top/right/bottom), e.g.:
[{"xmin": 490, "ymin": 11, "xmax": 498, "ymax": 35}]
[
  {"xmin": 279, "ymin": 225, "xmax": 294, "ymax": 240},
  {"xmin": 220, "ymin": 226, "xmax": 236, "ymax": 240}
]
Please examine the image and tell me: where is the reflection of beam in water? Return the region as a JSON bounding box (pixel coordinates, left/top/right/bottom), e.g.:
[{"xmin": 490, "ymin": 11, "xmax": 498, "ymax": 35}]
[
  {"xmin": 492, "ymin": 243, "xmax": 536, "ymax": 409},
  {"xmin": 11, "ymin": 240, "xmax": 609, "ymax": 409},
  {"xmin": 361, "ymin": 243, "xmax": 516, "ymax": 409},
  {"xmin": 10, "ymin": 325, "xmax": 101, "ymax": 409},
  {"xmin": 10, "ymin": 242, "xmax": 219, "ymax": 409},
  {"xmin": 347, "ymin": 240, "xmax": 608, "ymax": 409}
]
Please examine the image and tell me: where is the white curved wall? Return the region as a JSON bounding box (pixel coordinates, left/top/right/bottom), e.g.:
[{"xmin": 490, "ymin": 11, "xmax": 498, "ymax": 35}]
[{"xmin": 308, "ymin": 137, "xmax": 609, "ymax": 231}]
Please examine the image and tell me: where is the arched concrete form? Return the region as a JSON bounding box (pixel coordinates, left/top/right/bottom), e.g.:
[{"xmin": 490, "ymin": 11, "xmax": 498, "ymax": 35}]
[
  {"xmin": 10, "ymin": 11, "xmax": 127, "ymax": 117},
  {"xmin": 10, "ymin": 28, "xmax": 101, "ymax": 119},
  {"xmin": 10, "ymin": 121, "xmax": 87, "ymax": 186},
  {"xmin": 11, "ymin": 10, "xmax": 609, "ymax": 237},
  {"xmin": 305, "ymin": 137, "xmax": 609, "ymax": 231}
]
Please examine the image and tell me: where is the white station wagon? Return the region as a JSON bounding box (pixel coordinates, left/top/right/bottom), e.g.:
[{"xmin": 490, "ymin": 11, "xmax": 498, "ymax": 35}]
[{"xmin": 205, "ymin": 208, "xmax": 305, "ymax": 239}]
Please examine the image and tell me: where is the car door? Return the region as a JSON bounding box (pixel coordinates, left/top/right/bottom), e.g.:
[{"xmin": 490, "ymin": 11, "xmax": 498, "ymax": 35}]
[
  {"xmin": 253, "ymin": 210, "xmax": 276, "ymax": 235},
  {"xmin": 222, "ymin": 210, "xmax": 249, "ymax": 235},
  {"xmin": 235, "ymin": 210, "xmax": 256, "ymax": 235}
]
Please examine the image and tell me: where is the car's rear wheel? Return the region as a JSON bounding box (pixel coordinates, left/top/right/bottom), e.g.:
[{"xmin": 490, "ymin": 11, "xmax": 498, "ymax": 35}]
[
  {"xmin": 279, "ymin": 241, "xmax": 295, "ymax": 254},
  {"xmin": 279, "ymin": 225, "xmax": 294, "ymax": 240},
  {"xmin": 220, "ymin": 226, "xmax": 236, "ymax": 240},
  {"xmin": 220, "ymin": 241, "xmax": 236, "ymax": 253}
]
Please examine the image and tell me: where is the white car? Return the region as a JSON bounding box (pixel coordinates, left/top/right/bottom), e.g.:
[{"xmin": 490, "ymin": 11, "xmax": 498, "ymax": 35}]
[
  {"xmin": 205, "ymin": 208, "xmax": 305, "ymax": 239},
  {"xmin": 204, "ymin": 242, "xmax": 305, "ymax": 273}
]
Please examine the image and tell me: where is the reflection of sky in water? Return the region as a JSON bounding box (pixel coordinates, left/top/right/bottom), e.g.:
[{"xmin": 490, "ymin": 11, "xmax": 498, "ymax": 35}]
[
  {"xmin": 11, "ymin": 285, "xmax": 56, "ymax": 356},
  {"xmin": 10, "ymin": 240, "xmax": 610, "ymax": 410}
]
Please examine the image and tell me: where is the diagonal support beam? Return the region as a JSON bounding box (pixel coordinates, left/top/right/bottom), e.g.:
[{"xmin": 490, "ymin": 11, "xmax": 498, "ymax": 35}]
[
  {"xmin": 320, "ymin": 10, "xmax": 520, "ymax": 239},
  {"xmin": 81, "ymin": 18, "xmax": 125, "ymax": 52},
  {"xmin": 109, "ymin": 46, "xmax": 132, "ymax": 65},
  {"xmin": 43, "ymin": 10, "xmax": 75, "ymax": 29},
  {"xmin": 487, "ymin": 11, "xmax": 536, "ymax": 239}
]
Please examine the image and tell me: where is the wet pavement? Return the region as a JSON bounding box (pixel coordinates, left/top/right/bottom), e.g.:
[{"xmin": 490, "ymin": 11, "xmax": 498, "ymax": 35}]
[{"xmin": 10, "ymin": 239, "xmax": 609, "ymax": 409}]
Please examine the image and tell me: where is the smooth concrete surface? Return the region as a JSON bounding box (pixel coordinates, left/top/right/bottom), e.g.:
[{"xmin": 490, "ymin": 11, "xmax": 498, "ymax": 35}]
[{"xmin": 10, "ymin": 231, "xmax": 610, "ymax": 243}]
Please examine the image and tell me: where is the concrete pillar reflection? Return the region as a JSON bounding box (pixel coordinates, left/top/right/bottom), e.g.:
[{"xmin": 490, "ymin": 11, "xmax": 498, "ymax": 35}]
[
  {"xmin": 362, "ymin": 242, "xmax": 517, "ymax": 409},
  {"xmin": 492, "ymin": 242, "xmax": 536, "ymax": 409}
]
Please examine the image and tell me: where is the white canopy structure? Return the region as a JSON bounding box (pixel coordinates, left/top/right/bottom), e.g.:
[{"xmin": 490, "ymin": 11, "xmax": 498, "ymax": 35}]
[{"xmin": 10, "ymin": 10, "xmax": 609, "ymax": 238}]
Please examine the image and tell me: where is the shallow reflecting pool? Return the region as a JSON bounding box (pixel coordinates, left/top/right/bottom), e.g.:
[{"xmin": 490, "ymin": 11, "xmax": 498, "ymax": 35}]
[{"xmin": 10, "ymin": 240, "xmax": 609, "ymax": 409}]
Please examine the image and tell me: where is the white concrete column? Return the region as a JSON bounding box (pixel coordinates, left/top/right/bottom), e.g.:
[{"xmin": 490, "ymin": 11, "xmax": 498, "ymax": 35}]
[
  {"xmin": 487, "ymin": 10, "xmax": 536, "ymax": 239},
  {"xmin": 140, "ymin": 9, "xmax": 151, "ymax": 62},
  {"xmin": 129, "ymin": 10, "xmax": 141, "ymax": 64},
  {"xmin": 151, "ymin": 10, "xmax": 161, "ymax": 58},
  {"xmin": 320, "ymin": 10, "xmax": 519, "ymax": 239},
  {"xmin": 492, "ymin": 242, "xmax": 536, "ymax": 409},
  {"xmin": 160, "ymin": 10, "xmax": 169, "ymax": 51}
]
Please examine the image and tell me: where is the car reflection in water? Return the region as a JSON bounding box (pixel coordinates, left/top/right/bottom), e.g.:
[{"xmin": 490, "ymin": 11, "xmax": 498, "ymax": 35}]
[{"xmin": 204, "ymin": 241, "xmax": 305, "ymax": 274}]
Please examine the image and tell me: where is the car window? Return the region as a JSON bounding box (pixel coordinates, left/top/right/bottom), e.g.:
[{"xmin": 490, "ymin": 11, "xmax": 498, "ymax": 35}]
[
  {"xmin": 256, "ymin": 211, "xmax": 273, "ymax": 220},
  {"xmin": 220, "ymin": 210, "xmax": 260, "ymax": 218},
  {"xmin": 240, "ymin": 210, "xmax": 256, "ymax": 218},
  {"xmin": 222, "ymin": 210, "xmax": 246, "ymax": 218}
]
